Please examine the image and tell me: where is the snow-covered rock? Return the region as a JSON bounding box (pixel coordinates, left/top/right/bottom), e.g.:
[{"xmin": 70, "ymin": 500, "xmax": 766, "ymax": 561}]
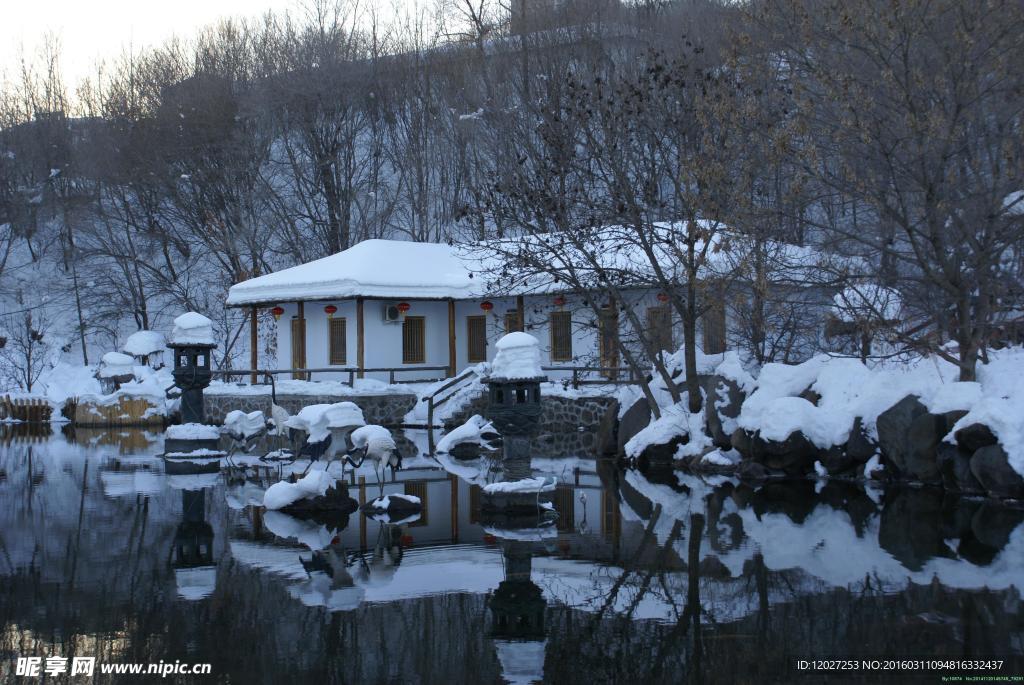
[
  {"xmin": 98, "ymin": 351, "xmax": 135, "ymax": 379},
  {"xmin": 284, "ymin": 402, "xmax": 366, "ymax": 443},
  {"xmin": 169, "ymin": 311, "xmax": 216, "ymax": 346},
  {"xmin": 263, "ymin": 470, "xmax": 337, "ymax": 510},
  {"xmin": 436, "ymin": 414, "xmax": 498, "ymax": 454},
  {"xmin": 166, "ymin": 423, "xmax": 220, "ymax": 441},
  {"xmin": 490, "ymin": 332, "xmax": 543, "ymax": 380},
  {"xmin": 123, "ymin": 330, "xmax": 166, "ymax": 357}
]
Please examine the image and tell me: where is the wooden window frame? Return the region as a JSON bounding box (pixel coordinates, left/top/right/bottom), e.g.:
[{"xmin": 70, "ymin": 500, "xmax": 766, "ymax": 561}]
[
  {"xmin": 550, "ymin": 310, "xmax": 573, "ymax": 361},
  {"xmin": 504, "ymin": 310, "xmax": 523, "ymax": 334},
  {"xmin": 599, "ymin": 307, "xmax": 619, "ymax": 379},
  {"xmin": 702, "ymin": 302, "xmax": 727, "ymax": 354},
  {"xmin": 290, "ymin": 317, "xmax": 307, "ymax": 380},
  {"xmin": 402, "ymin": 316, "xmax": 426, "ymax": 364},
  {"xmin": 466, "ymin": 315, "xmax": 487, "ymax": 363},
  {"xmin": 646, "ymin": 306, "xmax": 673, "ymax": 357},
  {"xmin": 328, "ymin": 317, "xmax": 347, "ymax": 365}
]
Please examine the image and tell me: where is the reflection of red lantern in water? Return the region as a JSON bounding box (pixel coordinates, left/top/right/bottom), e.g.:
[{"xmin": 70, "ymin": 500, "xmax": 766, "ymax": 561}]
[
  {"xmin": 400, "ymin": 534, "xmax": 414, "ymax": 545},
  {"xmin": 324, "ymin": 304, "xmax": 338, "ymax": 318},
  {"xmin": 271, "ymin": 306, "xmax": 285, "ymax": 321},
  {"xmin": 553, "ymin": 295, "xmax": 566, "ymax": 307},
  {"xmin": 657, "ymin": 292, "xmax": 670, "ymax": 303},
  {"xmin": 480, "ymin": 300, "xmax": 494, "ymax": 313},
  {"xmin": 397, "ymin": 302, "xmax": 411, "ymax": 315}
]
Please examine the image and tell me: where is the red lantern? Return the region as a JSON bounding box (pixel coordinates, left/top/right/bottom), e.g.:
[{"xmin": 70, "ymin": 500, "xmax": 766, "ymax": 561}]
[
  {"xmin": 270, "ymin": 306, "xmax": 285, "ymax": 321},
  {"xmin": 324, "ymin": 304, "xmax": 338, "ymax": 318},
  {"xmin": 397, "ymin": 302, "xmax": 411, "ymax": 314},
  {"xmin": 657, "ymin": 292, "xmax": 670, "ymax": 303},
  {"xmin": 480, "ymin": 300, "xmax": 494, "ymax": 312},
  {"xmin": 553, "ymin": 295, "xmax": 566, "ymax": 307}
]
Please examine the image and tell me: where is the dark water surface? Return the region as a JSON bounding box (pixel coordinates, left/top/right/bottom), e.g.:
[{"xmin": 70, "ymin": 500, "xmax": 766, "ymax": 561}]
[{"xmin": 1, "ymin": 426, "xmax": 1022, "ymax": 684}]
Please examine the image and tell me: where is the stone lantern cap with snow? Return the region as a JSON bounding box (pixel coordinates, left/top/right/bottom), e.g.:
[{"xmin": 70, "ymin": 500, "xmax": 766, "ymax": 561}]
[
  {"xmin": 168, "ymin": 312, "xmax": 217, "ymax": 425},
  {"xmin": 169, "ymin": 312, "xmax": 216, "ymax": 390},
  {"xmin": 486, "ymin": 332, "xmax": 546, "ymax": 435}
]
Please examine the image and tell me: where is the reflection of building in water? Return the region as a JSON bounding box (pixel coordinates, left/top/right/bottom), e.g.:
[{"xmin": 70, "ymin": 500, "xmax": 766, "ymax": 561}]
[{"xmin": 173, "ymin": 488, "xmax": 216, "ymax": 601}]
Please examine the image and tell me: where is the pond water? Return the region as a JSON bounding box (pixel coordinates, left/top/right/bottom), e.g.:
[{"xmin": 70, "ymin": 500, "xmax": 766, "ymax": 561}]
[{"xmin": 1, "ymin": 425, "xmax": 1022, "ymax": 684}]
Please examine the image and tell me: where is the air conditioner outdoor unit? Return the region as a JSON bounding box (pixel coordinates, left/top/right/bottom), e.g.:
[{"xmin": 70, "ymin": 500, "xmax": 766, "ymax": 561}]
[{"xmin": 382, "ymin": 303, "xmax": 402, "ymax": 323}]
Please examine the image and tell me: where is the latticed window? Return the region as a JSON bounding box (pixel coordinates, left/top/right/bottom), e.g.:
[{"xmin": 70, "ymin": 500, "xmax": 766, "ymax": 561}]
[
  {"xmin": 290, "ymin": 317, "xmax": 307, "ymax": 380},
  {"xmin": 466, "ymin": 315, "xmax": 487, "ymax": 363},
  {"xmin": 504, "ymin": 309, "xmax": 522, "ymax": 333},
  {"xmin": 403, "ymin": 316, "xmax": 426, "ymax": 364},
  {"xmin": 703, "ymin": 302, "xmax": 727, "ymax": 354},
  {"xmin": 550, "ymin": 310, "xmax": 573, "ymax": 361},
  {"xmin": 328, "ymin": 318, "xmax": 347, "ymax": 365},
  {"xmin": 647, "ymin": 306, "xmax": 673, "ymax": 356},
  {"xmin": 599, "ymin": 307, "xmax": 619, "ymax": 378}
]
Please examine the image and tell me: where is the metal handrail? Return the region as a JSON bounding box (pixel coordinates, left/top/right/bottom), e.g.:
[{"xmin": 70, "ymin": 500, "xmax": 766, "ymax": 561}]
[{"xmin": 541, "ymin": 365, "xmax": 639, "ymax": 389}]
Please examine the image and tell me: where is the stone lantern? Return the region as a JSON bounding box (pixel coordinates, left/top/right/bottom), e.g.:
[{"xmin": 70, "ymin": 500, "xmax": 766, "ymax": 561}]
[
  {"xmin": 168, "ymin": 312, "xmax": 217, "ymax": 425},
  {"xmin": 486, "ymin": 332, "xmax": 545, "ymax": 437}
]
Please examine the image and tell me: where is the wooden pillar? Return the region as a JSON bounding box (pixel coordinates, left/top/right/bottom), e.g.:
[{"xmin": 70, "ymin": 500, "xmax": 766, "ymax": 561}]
[
  {"xmin": 249, "ymin": 305, "xmax": 258, "ymax": 385},
  {"xmin": 296, "ymin": 301, "xmax": 307, "ymax": 380},
  {"xmin": 447, "ymin": 299, "xmax": 456, "ymax": 377},
  {"xmin": 516, "ymin": 294, "xmax": 525, "ymax": 332},
  {"xmin": 356, "ymin": 297, "xmax": 365, "ymax": 379}
]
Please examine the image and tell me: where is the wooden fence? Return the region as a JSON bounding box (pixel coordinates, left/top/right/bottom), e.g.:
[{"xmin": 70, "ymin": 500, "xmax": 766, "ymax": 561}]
[
  {"xmin": 71, "ymin": 396, "xmax": 165, "ymax": 428},
  {"xmin": 0, "ymin": 395, "xmax": 52, "ymax": 423}
]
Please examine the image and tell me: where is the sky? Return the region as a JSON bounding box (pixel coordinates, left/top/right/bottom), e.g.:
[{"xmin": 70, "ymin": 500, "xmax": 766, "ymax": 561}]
[{"xmin": 0, "ymin": 0, "xmax": 302, "ymax": 93}]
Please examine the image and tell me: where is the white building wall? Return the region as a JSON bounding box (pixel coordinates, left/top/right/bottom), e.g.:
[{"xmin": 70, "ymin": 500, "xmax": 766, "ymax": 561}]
[{"xmin": 269, "ymin": 289, "xmax": 736, "ymax": 384}]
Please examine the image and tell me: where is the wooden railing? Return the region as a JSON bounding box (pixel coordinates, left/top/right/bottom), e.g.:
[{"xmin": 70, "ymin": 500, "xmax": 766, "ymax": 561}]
[
  {"xmin": 213, "ymin": 366, "xmax": 452, "ymax": 387},
  {"xmin": 541, "ymin": 365, "xmax": 640, "ymax": 389}
]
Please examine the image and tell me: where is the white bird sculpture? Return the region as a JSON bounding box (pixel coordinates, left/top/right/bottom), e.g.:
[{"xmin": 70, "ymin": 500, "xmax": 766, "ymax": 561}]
[{"xmin": 346, "ymin": 425, "xmax": 400, "ymax": 496}]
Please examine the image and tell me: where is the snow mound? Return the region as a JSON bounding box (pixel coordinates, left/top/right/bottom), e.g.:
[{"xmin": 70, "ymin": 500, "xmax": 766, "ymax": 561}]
[
  {"xmin": 436, "ymin": 414, "xmax": 497, "ymax": 453},
  {"xmin": 123, "ymin": 330, "xmax": 166, "ymax": 356},
  {"xmin": 98, "ymin": 352, "xmax": 135, "ymax": 378},
  {"xmin": 166, "ymin": 423, "xmax": 220, "ymax": 440},
  {"xmin": 170, "ymin": 312, "xmax": 215, "ymax": 345},
  {"xmin": 264, "ymin": 470, "xmax": 336, "ymax": 510},
  {"xmin": 284, "ymin": 402, "xmax": 366, "ymax": 443},
  {"xmin": 949, "ymin": 349, "xmax": 1024, "ymax": 476},
  {"xmin": 263, "ymin": 511, "xmax": 335, "ymax": 550},
  {"xmin": 625, "ymin": 400, "xmax": 711, "ymax": 459},
  {"xmin": 490, "ymin": 332, "xmax": 543, "ymax": 380},
  {"xmin": 223, "ymin": 410, "xmax": 268, "ymax": 440},
  {"xmin": 483, "ymin": 476, "xmax": 557, "ymax": 494}
]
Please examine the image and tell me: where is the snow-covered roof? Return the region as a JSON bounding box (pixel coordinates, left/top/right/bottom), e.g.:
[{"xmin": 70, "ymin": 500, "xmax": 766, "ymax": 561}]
[
  {"xmin": 226, "ymin": 228, "xmax": 839, "ymax": 306},
  {"xmin": 226, "ymin": 239, "xmax": 483, "ymax": 305}
]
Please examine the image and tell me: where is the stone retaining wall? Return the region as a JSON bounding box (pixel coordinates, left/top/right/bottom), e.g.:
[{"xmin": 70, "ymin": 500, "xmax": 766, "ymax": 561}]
[
  {"xmin": 446, "ymin": 392, "xmax": 619, "ymax": 456},
  {"xmin": 203, "ymin": 390, "xmax": 417, "ymax": 427}
]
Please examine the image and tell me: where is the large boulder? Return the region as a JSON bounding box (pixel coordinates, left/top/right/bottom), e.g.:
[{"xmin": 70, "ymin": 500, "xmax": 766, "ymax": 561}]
[
  {"xmin": 970, "ymin": 445, "xmax": 1024, "ymax": 499},
  {"xmin": 954, "ymin": 422, "xmax": 998, "ymax": 453},
  {"xmin": 617, "ymin": 397, "xmax": 652, "ymax": 455},
  {"xmin": 703, "ymin": 375, "xmax": 745, "ymax": 449},
  {"xmin": 730, "ymin": 428, "xmax": 765, "ymax": 461},
  {"xmin": 936, "ymin": 443, "xmax": 984, "ymax": 495},
  {"xmin": 876, "ymin": 395, "xmax": 942, "ymax": 483},
  {"xmin": 845, "ymin": 417, "xmax": 878, "ymax": 464},
  {"xmin": 819, "ymin": 444, "xmax": 859, "ymax": 476},
  {"xmin": 761, "ymin": 430, "xmax": 819, "ymax": 474},
  {"xmin": 638, "ymin": 434, "xmax": 688, "ymax": 467}
]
